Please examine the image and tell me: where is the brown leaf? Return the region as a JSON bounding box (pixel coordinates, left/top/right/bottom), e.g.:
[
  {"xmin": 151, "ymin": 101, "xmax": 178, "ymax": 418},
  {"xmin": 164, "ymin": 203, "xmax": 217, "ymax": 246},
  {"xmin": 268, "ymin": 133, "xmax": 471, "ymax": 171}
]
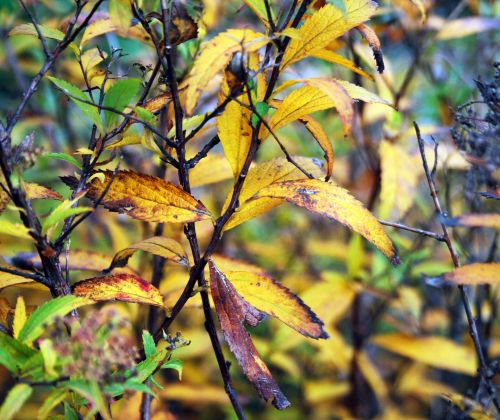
[
  {"xmin": 73, "ymin": 273, "xmax": 164, "ymax": 307},
  {"xmin": 209, "ymin": 260, "xmax": 290, "ymax": 409},
  {"xmin": 64, "ymin": 170, "xmax": 211, "ymax": 224}
]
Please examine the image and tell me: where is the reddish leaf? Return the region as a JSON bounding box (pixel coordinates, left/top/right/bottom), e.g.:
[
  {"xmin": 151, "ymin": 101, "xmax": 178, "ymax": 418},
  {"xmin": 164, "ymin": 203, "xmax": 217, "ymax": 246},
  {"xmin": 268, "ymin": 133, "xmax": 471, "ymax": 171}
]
[
  {"xmin": 73, "ymin": 273, "xmax": 164, "ymax": 307},
  {"xmin": 209, "ymin": 260, "xmax": 290, "ymax": 409}
]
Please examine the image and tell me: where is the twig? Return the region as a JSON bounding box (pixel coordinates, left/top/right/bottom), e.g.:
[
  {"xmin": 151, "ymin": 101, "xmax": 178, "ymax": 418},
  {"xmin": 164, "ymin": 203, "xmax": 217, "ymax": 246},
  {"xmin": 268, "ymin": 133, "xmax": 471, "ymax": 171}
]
[
  {"xmin": 0, "ymin": 265, "xmax": 49, "ymax": 286},
  {"xmin": 414, "ymin": 121, "xmax": 500, "ymax": 412},
  {"xmin": 379, "ymin": 220, "xmax": 445, "ymax": 241},
  {"xmin": 19, "ymin": 0, "xmax": 51, "ymax": 58}
]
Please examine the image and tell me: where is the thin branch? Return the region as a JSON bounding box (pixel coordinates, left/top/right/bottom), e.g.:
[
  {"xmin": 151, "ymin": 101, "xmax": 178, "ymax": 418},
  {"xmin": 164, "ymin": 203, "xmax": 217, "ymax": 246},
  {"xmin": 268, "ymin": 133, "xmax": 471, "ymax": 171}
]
[
  {"xmin": 0, "ymin": 265, "xmax": 49, "ymax": 286},
  {"xmin": 414, "ymin": 121, "xmax": 500, "ymax": 413},
  {"xmin": 19, "ymin": 0, "xmax": 51, "ymax": 58},
  {"xmin": 379, "ymin": 220, "xmax": 445, "ymax": 241}
]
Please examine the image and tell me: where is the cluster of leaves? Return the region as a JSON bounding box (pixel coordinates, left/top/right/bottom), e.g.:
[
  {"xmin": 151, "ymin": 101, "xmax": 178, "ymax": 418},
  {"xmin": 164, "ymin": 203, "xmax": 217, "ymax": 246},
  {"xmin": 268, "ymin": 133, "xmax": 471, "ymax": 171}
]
[{"xmin": 0, "ymin": 0, "xmax": 499, "ymax": 418}]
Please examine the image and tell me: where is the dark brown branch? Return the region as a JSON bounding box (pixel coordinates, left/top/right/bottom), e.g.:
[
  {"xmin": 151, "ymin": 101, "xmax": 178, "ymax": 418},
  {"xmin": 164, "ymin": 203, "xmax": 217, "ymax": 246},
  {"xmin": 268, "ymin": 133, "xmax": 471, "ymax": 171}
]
[
  {"xmin": 379, "ymin": 220, "xmax": 445, "ymax": 241},
  {"xmin": 414, "ymin": 121, "xmax": 500, "ymax": 413}
]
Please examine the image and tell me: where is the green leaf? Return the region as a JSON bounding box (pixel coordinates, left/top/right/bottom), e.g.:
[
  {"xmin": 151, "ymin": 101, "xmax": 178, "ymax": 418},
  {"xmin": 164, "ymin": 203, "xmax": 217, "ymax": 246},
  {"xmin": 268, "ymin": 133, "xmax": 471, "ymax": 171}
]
[
  {"xmin": 134, "ymin": 106, "xmax": 156, "ymax": 124},
  {"xmin": 64, "ymin": 380, "xmax": 110, "ymax": 420},
  {"xmin": 0, "ymin": 347, "xmax": 18, "ymax": 373},
  {"xmin": 21, "ymin": 352, "xmax": 45, "ymax": 381},
  {"xmin": 39, "ymin": 339, "xmax": 58, "ymax": 377},
  {"xmin": 161, "ymin": 358, "xmax": 183, "ymax": 380},
  {"xmin": 47, "ymin": 76, "xmax": 103, "ymax": 134},
  {"xmin": 135, "ymin": 348, "xmax": 168, "ymax": 383},
  {"xmin": 18, "ymin": 296, "xmax": 93, "ymax": 343},
  {"xmin": 251, "ymin": 101, "xmax": 270, "ymax": 127},
  {"xmin": 142, "ymin": 330, "xmax": 156, "ymax": 358},
  {"xmin": 63, "ymin": 403, "xmax": 79, "ymax": 420},
  {"xmin": 43, "ymin": 152, "xmax": 82, "ymax": 170},
  {"xmin": 0, "ymin": 383, "xmax": 32, "ymax": 420},
  {"xmin": 0, "ymin": 332, "xmax": 36, "ymax": 367},
  {"xmin": 103, "ymin": 79, "xmax": 141, "ymax": 129},
  {"xmin": 42, "ymin": 199, "xmax": 93, "ymax": 236},
  {"xmin": 38, "ymin": 388, "xmax": 68, "ymax": 420}
]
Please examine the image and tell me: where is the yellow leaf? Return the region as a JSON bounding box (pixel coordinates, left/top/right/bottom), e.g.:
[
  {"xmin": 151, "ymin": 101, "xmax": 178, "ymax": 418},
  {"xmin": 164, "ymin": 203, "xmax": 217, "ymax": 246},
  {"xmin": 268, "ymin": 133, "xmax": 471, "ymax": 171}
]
[
  {"xmin": 252, "ymin": 179, "xmax": 399, "ymax": 263},
  {"xmin": 357, "ymin": 351, "xmax": 388, "ymax": 401},
  {"xmin": 447, "ymin": 213, "xmax": 500, "ymax": 229},
  {"xmin": 304, "ymin": 380, "xmax": 350, "ymax": 404},
  {"xmin": 211, "ymin": 254, "xmax": 268, "ymax": 275},
  {"xmin": 443, "ymin": 263, "xmax": 500, "ymax": 285},
  {"xmin": 371, "ymin": 333, "xmax": 478, "ymax": 375},
  {"xmin": 436, "ymin": 17, "xmax": 500, "ymax": 41},
  {"xmin": 65, "ymin": 170, "xmax": 212, "ymax": 224},
  {"xmin": 108, "ymin": 236, "xmax": 188, "ymax": 271},
  {"xmin": 184, "ymin": 29, "xmax": 269, "ymax": 114},
  {"xmin": 0, "ymin": 220, "xmax": 32, "ymax": 240},
  {"xmin": 310, "ymin": 49, "xmax": 374, "ymax": 80},
  {"xmin": 281, "ymin": 1, "xmax": 378, "ymax": 69},
  {"xmin": 189, "ymin": 154, "xmax": 233, "ymax": 187},
  {"xmin": 442, "ymin": 393, "xmax": 495, "ymax": 420},
  {"xmin": 409, "ymin": 0, "xmax": 427, "ymax": 23},
  {"xmin": 0, "ymin": 268, "xmax": 39, "ymax": 290},
  {"xmin": 223, "ymin": 271, "xmax": 328, "ymax": 339},
  {"xmin": 379, "ymin": 140, "xmax": 419, "ymax": 219},
  {"xmin": 81, "ymin": 48, "xmax": 107, "ymax": 72},
  {"xmin": 13, "ymin": 296, "xmax": 27, "ymax": 339},
  {"xmin": 299, "ymin": 115, "xmax": 334, "ymax": 180},
  {"xmin": 396, "ymin": 363, "xmax": 453, "ymax": 399},
  {"xmin": 73, "ymin": 273, "xmax": 164, "ymax": 307},
  {"xmin": 222, "ymin": 157, "xmax": 325, "ymax": 231},
  {"xmin": 80, "ymin": 18, "xmax": 150, "ymax": 47},
  {"xmin": 269, "ymin": 84, "xmax": 344, "ymax": 133},
  {"xmin": 217, "ymin": 99, "xmax": 253, "ymax": 178}
]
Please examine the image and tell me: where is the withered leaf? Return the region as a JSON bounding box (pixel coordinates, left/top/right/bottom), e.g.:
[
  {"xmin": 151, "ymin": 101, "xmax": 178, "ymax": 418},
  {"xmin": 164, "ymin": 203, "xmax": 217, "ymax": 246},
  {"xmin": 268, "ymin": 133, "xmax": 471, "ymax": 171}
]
[
  {"xmin": 209, "ymin": 260, "xmax": 290, "ymax": 409},
  {"xmin": 73, "ymin": 273, "xmax": 164, "ymax": 307},
  {"xmin": 64, "ymin": 170, "xmax": 212, "ymax": 224}
]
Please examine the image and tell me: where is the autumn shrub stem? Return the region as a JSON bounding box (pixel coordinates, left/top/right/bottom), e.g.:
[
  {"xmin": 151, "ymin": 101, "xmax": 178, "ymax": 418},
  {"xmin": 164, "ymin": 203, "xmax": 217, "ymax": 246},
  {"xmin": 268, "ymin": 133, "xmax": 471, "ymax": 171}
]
[
  {"xmin": 0, "ymin": 0, "xmax": 104, "ymax": 300},
  {"xmin": 413, "ymin": 122, "xmax": 500, "ymax": 412}
]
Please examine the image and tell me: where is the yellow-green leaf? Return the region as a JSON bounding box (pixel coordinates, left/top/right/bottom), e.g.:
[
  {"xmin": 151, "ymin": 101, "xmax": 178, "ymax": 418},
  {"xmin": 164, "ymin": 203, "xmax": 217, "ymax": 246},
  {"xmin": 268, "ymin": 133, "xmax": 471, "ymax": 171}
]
[
  {"xmin": 251, "ymin": 179, "xmax": 399, "ymax": 263},
  {"xmin": 0, "ymin": 220, "xmax": 32, "ymax": 240},
  {"xmin": 73, "ymin": 273, "xmax": 164, "ymax": 307},
  {"xmin": 371, "ymin": 333, "xmax": 477, "ymax": 376},
  {"xmin": 0, "ymin": 383, "xmax": 33, "ymax": 420}
]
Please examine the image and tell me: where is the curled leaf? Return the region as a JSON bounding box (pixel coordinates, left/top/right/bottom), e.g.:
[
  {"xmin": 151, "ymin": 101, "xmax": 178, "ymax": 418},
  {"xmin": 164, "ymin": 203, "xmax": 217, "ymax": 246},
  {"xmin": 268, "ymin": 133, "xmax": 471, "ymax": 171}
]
[
  {"xmin": 107, "ymin": 236, "xmax": 188, "ymax": 271},
  {"xmin": 355, "ymin": 23, "xmax": 384, "ymax": 73},
  {"xmin": 298, "ymin": 116, "xmax": 334, "ymax": 180},
  {"xmin": 209, "ymin": 260, "xmax": 290, "ymax": 409}
]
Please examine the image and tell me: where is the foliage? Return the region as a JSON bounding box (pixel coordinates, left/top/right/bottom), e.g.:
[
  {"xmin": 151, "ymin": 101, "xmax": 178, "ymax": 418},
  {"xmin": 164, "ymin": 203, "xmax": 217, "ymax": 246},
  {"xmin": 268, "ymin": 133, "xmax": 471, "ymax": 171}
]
[{"xmin": 0, "ymin": 0, "xmax": 498, "ymax": 418}]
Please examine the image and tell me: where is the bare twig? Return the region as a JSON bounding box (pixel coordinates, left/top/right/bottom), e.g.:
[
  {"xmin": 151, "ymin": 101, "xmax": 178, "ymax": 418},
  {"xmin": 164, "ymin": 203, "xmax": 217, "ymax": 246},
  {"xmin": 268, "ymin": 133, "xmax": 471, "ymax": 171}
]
[{"xmin": 414, "ymin": 121, "xmax": 500, "ymax": 412}]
